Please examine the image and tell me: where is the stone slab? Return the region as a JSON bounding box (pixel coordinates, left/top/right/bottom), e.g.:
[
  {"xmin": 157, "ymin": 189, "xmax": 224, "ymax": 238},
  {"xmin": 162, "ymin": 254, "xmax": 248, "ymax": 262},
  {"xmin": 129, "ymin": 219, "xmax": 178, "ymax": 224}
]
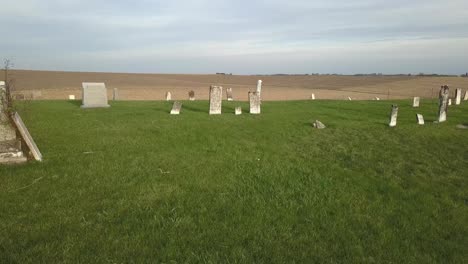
[
  {"xmin": 170, "ymin": 101, "xmax": 182, "ymax": 115},
  {"xmin": 313, "ymin": 120, "xmax": 326, "ymax": 129},
  {"xmin": 413, "ymin": 97, "xmax": 420, "ymax": 107},
  {"xmin": 226, "ymin": 88, "xmax": 233, "ymax": 101},
  {"xmin": 69, "ymin": 95, "xmax": 75, "ymax": 100},
  {"xmin": 0, "ymin": 87, "xmax": 16, "ymax": 142},
  {"xmin": 235, "ymin": 106, "xmax": 242, "ymax": 115},
  {"xmin": 311, "ymin": 93, "xmax": 315, "ymax": 100},
  {"xmin": 389, "ymin": 105, "xmax": 398, "ymax": 127},
  {"xmin": 438, "ymin": 85, "xmax": 449, "ymax": 122},
  {"xmin": 455, "ymin": 88, "xmax": 461, "ymax": 105},
  {"xmin": 464, "ymin": 90, "xmax": 468, "ymax": 101},
  {"xmin": 166, "ymin": 92, "xmax": 172, "ymax": 101},
  {"xmin": 12, "ymin": 112, "xmax": 42, "ymax": 161},
  {"xmin": 416, "ymin": 114, "xmax": 425, "ymax": 125},
  {"xmin": 249, "ymin": 91, "xmax": 261, "ymax": 114},
  {"xmin": 209, "ymin": 86, "xmax": 223, "ymax": 115},
  {"xmin": 81, "ymin": 82, "xmax": 110, "ymax": 108}
]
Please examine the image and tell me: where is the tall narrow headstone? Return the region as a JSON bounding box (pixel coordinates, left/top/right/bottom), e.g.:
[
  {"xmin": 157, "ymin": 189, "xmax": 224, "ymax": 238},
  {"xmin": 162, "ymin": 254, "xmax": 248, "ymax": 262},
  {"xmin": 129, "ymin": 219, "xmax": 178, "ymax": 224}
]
[
  {"xmin": 389, "ymin": 105, "xmax": 398, "ymax": 127},
  {"xmin": 455, "ymin": 88, "xmax": 462, "ymax": 105},
  {"xmin": 464, "ymin": 90, "xmax": 468, "ymax": 101},
  {"xmin": 437, "ymin": 85, "xmax": 449, "ymax": 122},
  {"xmin": 209, "ymin": 86, "xmax": 223, "ymax": 115},
  {"xmin": 448, "ymin": 99, "xmax": 452, "ymax": 106},
  {"xmin": 256, "ymin": 80, "xmax": 262, "ymax": 96},
  {"xmin": 235, "ymin": 106, "xmax": 242, "ymax": 115},
  {"xmin": 170, "ymin": 101, "xmax": 182, "ymax": 115},
  {"xmin": 226, "ymin": 88, "xmax": 234, "ymax": 101},
  {"xmin": 166, "ymin": 92, "xmax": 172, "ymax": 101},
  {"xmin": 311, "ymin": 93, "xmax": 315, "ymax": 100},
  {"xmin": 413, "ymin": 97, "xmax": 420, "ymax": 107},
  {"xmin": 416, "ymin": 114, "xmax": 425, "ymax": 125},
  {"xmin": 188, "ymin": 90, "xmax": 195, "ymax": 101},
  {"xmin": 113, "ymin": 88, "xmax": 119, "ymax": 101},
  {"xmin": 81, "ymin": 82, "xmax": 110, "ymax": 108},
  {"xmin": 0, "ymin": 84, "xmax": 16, "ymax": 142},
  {"xmin": 249, "ymin": 91, "xmax": 261, "ymax": 114}
]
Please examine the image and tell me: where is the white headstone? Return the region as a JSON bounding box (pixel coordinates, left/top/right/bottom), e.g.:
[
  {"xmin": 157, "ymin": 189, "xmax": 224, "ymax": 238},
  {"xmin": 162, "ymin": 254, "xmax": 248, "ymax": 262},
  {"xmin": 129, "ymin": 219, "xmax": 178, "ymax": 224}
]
[
  {"xmin": 209, "ymin": 86, "xmax": 223, "ymax": 115},
  {"xmin": 413, "ymin": 97, "xmax": 420, "ymax": 107},
  {"xmin": 0, "ymin": 81, "xmax": 5, "ymax": 86},
  {"xmin": 81, "ymin": 82, "xmax": 110, "ymax": 108},
  {"xmin": 313, "ymin": 120, "xmax": 326, "ymax": 129},
  {"xmin": 12, "ymin": 112, "xmax": 42, "ymax": 161},
  {"xmin": 348, "ymin": 97, "xmax": 352, "ymax": 101},
  {"xmin": 256, "ymin": 80, "xmax": 262, "ymax": 95},
  {"xmin": 166, "ymin": 92, "xmax": 172, "ymax": 101},
  {"xmin": 464, "ymin": 90, "xmax": 468, "ymax": 101},
  {"xmin": 249, "ymin": 91, "xmax": 261, "ymax": 114},
  {"xmin": 311, "ymin": 93, "xmax": 315, "ymax": 100},
  {"xmin": 69, "ymin": 95, "xmax": 75, "ymax": 100},
  {"xmin": 170, "ymin": 101, "xmax": 182, "ymax": 115},
  {"xmin": 226, "ymin": 88, "xmax": 234, "ymax": 101},
  {"xmin": 235, "ymin": 106, "xmax": 242, "ymax": 115},
  {"xmin": 438, "ymin": 85, "xmax": 449, "ymax": 122},
  {"xmin": 448, "ymin": 99, "xmax": 452, "ymax": 106},
  {"xmin": 375, "ymin": 97, "xmax": 380, "ymax": 101},
  {"xmin": 389, "ymin": 105, "xmax": 398, "ymax": 127},
  {"xmin": 416, "ymin": 114, "xmax": 425, "ymax": 125},
  {"xmin": 455, "ymin": 88, "xmax": 462, "ymax": 105}
]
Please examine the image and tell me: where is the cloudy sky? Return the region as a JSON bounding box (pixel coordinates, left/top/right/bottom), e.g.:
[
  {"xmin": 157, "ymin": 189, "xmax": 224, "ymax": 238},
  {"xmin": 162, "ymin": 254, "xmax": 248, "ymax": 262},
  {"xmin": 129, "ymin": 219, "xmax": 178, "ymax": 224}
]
[{"xmin": 1, "ymin": 0, "xmax": 467, "ymax": 74}]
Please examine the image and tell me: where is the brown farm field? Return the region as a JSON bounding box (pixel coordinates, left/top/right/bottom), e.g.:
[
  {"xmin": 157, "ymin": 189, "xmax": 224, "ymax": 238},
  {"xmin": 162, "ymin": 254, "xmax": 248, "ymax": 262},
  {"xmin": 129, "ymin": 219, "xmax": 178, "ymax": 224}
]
[{"xmin": 8, "ymin": 70, "xmax": 468, "ymax": 101}]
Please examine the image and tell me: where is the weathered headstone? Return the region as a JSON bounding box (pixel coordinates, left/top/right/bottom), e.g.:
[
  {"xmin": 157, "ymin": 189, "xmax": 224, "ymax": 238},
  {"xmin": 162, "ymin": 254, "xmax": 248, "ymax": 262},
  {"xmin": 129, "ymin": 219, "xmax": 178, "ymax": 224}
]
[
  {"xmin": 113, "ymin": 88, "xmax": 119, "ymax": 101},
  {"xmin": 226, "ymin": 88, "xmax": 234, "ymax": 101},
  {"xmin": 311, "ymin": 93, "xmax": 315, "ymax": 100},
  {"xmin": 249, "ymin": 91, "xmax": 261, "ymax": 114},
  {"xmin": 412, "ymin": 97, "xmax": 420, "ymax": 107},
  {"xmin": 464, "ymin": 90, "xmax": 468, "ymax": 101},
  {"xmin": 69, "ymin": 95, "xmax": 75, "ymax": 100},
  {"xmin": 455, "ymin": 88, "xmax": 462, "ymax": 105},
  {"xmin": 375, "ymin": 97, "xmax": 380, "ymax": 101},
  {"xmin": 166, "ymin": 92, "xmax": 172, "ymax": 101},
  {"xmin": 209, "ymin": 86, "xmax": 223, "ymax": 115},
  {"xmin": 312, "ymin": 120, "xmax": 326, "ymax": 129},
  {"xmin": 416, "ymin": 114, "xmax": 425, "ymax": 125},
  {"xmin": 188, "ymin": 90, "xmax": 195, "ymax": 101},
  {"xmin": 256, "ymin": 80, "xmax": 262, "ymax": 96},
  {"xmin": 81, "ymin": 82, "xmax": 110, "ymax": 108},
  {"xmin": 12, "ymin": 112, "xmax": 42, "ymax": 161},
  {"xmin": 448, "ymin": 99, "xmax": 452, "ymax": 106},
  {"xmin": 0, "ymin": 85, "xmax": 16, "ymax": 142},
  {"xmin": 348, "ymin": 97, "xmax": 352, "ymax": 101},
  {"xmin": 437, "ymin": 85, "xmax": 449, "ymax": 122},
  {"xmin": 235, "ymin": 106, "xmax": 242, "ymax": 115},
  {"xmin": 170, "ymin": 101, "xmax": 182, "ymax": 115},
  {"xmin": 389, "ymin": 105, "xmax": 398, "ymax": 127}
]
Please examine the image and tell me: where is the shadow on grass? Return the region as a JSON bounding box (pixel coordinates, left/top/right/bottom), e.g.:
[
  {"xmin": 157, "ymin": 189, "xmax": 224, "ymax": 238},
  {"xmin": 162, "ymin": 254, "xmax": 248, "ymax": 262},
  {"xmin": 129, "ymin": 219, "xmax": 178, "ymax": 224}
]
[
  {"xmin": 183, "ymin": 104, "xmax": 207, "ymax": 113},
  {"xmin": 67, "ymin": 100, "xmax": 82, "ymax": 107}
]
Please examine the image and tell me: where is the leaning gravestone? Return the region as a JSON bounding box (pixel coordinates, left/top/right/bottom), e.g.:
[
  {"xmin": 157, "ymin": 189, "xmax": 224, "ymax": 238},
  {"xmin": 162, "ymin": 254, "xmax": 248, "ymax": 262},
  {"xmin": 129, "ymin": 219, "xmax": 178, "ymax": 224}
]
[
  {"xmin": 416, "ymin": 114, "xmax": 425, "ymax": 125},
  {"xmin": 235, "ymin": 106, "xmax": 242, "ymax": 115},
  {"xmin": 166, "ymin": 92, "xmax": 172, "ymax": 101},
  {"xmin": 170, "ymin": 101, "xmax": 182, "ymax": 115},
  {"xmin": 249, "ymin": 91, "xmax": 261, "ymax": 114},
  {"xmin": 188, "ymin": 90, "xmax": 195, "ymax": 101},
  {"xmin": 389, "ymin": 105, "xmax": 398, "ymax": 127},
  {"xmin": 348, "ymin": 97, "xmax": 352, "ymax": 101},
  {"xmin": 313, "ymin": 120, "xmax": 326, "ymax": 129},
  {"xmin": 437, "ymin": 85, "xmax": 450, "ymax": 122},
  {"xmin": 12, "ymin": 112, "xmax": 42, "ymax": 161},
  {"xmin": 455, "ymin": 88, "xmax": 462, "ymax": 105},
  {"xmin": 81, "ymin": 82, "xmax": 110, "ymax": 108},
  {"xmin": 209, "ymin": 86, "xmax": 223, "ymax": 115},
  {"xmin": 413, "ymin": 97, "xmax": 420, "ymax": 107},
  {"xmin": 226, "ymin": 88, "xmax": 234, "ymax": 101}
]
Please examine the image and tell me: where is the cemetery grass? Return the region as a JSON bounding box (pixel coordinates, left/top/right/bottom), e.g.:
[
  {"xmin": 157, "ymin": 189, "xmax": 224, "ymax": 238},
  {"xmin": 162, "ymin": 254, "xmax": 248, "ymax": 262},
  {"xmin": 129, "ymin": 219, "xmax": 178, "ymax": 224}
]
[{"xmin": 1, "ymin": 99, "xmax": 467, "ymax": 263}]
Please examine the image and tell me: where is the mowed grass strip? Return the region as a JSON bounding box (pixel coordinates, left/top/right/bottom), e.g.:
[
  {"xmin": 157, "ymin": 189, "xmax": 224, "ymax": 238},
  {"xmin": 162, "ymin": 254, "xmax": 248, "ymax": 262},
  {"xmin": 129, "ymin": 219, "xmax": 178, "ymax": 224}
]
[{"xmin": 0, "ymin": 99, "xmax": 467, "ymax": 263}]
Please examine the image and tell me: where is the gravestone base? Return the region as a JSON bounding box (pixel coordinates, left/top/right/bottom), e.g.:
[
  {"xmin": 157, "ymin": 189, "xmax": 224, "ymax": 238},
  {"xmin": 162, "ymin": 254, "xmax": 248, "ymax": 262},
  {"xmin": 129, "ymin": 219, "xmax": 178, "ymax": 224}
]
[
  {"xmin": 0, "ymin": 140, "xmax": 27, "ymax": 164},
  {"xmin": 80, "ymin": 104, "xmax": 110, "ymax": 109}
]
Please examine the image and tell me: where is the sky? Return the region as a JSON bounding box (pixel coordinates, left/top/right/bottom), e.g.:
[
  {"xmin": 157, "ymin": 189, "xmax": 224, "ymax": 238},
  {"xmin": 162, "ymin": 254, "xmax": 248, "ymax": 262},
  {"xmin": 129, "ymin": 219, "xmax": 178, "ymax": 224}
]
[{"xmin": 1, "ymin": 0, "xmax": 468, "ymax": 75}]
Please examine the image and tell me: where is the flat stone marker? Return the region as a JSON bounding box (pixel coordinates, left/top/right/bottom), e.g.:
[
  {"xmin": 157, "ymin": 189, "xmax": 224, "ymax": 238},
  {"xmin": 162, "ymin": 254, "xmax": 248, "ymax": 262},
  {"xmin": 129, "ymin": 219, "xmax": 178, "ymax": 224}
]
[
  {"xmin": 389, "ymin": 105, "xmax": 398, "ymax": 127},
  {"xmin": 464, "ymin": 90, "xmax": 468, "ymax": 101},
  {"xmin": 249, "ymin": 91, "xmax": 261, "ymax": 114},
  {"xmin": 81, "ymin": 82, "xmax": 110, "ymax": 108},
  {"xmin": 209, "ymin": 85, "xmax": 223, "ymax": 115},
  {"xmin": 170, "ymin": 101, "xmax": 182, "ymax": 115},
  {"xmin": 313, "ymin": 120, "xmax": 326, "ymax": 129},
  {"xmin": 226, "ymin": 88, "xmax": 234, "ymax": 101},
  {"xmin": 188, "ymin": 90, "xmax": 195, "ymax": 101},
  {"xmin": 166, "ymin": 92, "xmax": 172, "ymax": 101},
  {"xmin": 235, "ymin": 106, "xmax": 242, "ymax": 115},
  {"xmin": 437, "ymin": 85, "xmax": 449, "ymax": 122},
  {"xmin": 12, "ymin": 112, "xmax": 42, "ymax": 161},
  {"xmin": 416, "ymin": 114, "xmax": 425, "ymax": 125},
  {"xmin": 455, "ymin": 88, "xmax": 462, "ymax": 105},
  {"xmin": 413, "ymin": 97, "xmax": 420, "ymax": 107},
  {"xmin": 113, "ymin": 88, "xmax": 119, "ymax": 101},
  {"xmin": 69, "ymin": 95, "xmax": 75, "ymax": 100},
  {"xmin": 311, "ymin": 93, "xmax": 315, "ymax": 100}
]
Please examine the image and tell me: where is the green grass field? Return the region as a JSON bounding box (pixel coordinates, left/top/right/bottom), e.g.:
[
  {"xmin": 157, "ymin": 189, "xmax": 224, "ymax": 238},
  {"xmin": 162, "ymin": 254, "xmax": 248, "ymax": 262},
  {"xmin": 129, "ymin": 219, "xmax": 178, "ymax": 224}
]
[{"xmin": 1, "ymin": 99, "xmax": 467, "ymax": 263}]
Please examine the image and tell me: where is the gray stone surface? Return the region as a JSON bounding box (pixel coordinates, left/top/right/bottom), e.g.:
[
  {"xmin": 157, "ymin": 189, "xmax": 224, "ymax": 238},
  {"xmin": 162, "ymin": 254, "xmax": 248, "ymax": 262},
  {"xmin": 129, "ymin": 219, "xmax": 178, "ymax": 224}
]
[
  {"xmin": 455, "ymin": 88, "xmax": 461, "ymax": 105},
  {"xmin": 416, "ymin": 114, "xmax": 425, "ymax": 125},
  {"xmin": 0, "ymin": 86, "xmax": 16, "ymax": 142},
  {"xmin": 438, "ymin": 85, "xmax": 450, "ymax": 122},
  {"xmin": 313, "ymin": 120, "xmax": 326, "ymax": 129},
  {"xmin": 113, "ymin": 88, "xmax": 119, "ymax": 101},
  {"xmin": 464, "ymin": 90, "xmax": 468, "ymax": 101},
  {"xmin": 166, "ymin": 92, "xmax": 172, "ymax": 101},
  {"xmin": 189, "ymin": 90, "xmax": 195, "ymax": 101},
  {"xmin": 249, "ymin": 91, "xmax": 261, "ymax": 114},
  {"xmin": 389, "ymin": 105, "xmax": 398, "ymax": 127},
  {"xmin": 81, "ymin": 82, "xmax": 110, "ymax": 108},
  {"xmin": 413, "ymin": 97, "xmax": 420, "ymax": 107},
  {"xmin": 12, "ymin": 112, "xmax": 42, "ymax": 161},
  {"xmin": 226, "ymin": 88, "xmax": 233, "ymax": 101},
  {"xmin": 235, "ymin": 106, "xmax": 242, "ymax": 115},
  {"xmin": 209, "ymin": 86, "xmax": 223, "ymax": 115},
  {"xmin": 170, "ymin": 101, "xmax": 182, "ymax": 115}
]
